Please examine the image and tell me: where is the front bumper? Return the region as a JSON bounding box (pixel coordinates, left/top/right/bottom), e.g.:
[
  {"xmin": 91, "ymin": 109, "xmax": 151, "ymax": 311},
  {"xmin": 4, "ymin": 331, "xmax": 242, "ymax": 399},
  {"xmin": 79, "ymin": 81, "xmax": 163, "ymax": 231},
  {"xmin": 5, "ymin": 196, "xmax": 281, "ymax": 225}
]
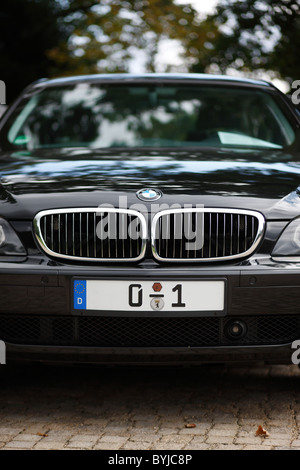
[
  {"xmin": 1, "ymin": 257, "xmax": 300, "ymax": 364},
  {"xmin": 5, "ymin": 343, "xmax": 297, "ymax": 365}
]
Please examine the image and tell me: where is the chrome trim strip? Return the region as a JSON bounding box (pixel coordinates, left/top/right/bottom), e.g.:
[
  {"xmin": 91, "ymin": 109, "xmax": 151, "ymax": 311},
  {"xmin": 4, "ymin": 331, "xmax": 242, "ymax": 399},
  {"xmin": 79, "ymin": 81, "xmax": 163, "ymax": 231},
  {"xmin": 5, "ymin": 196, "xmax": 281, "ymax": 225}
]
[
  {"xmin": 33, "ymin": 208, "xmax": 148, "ymax": 262},
  {"xmin": 151, "ymin": 208, "xmax": 265, "ymax": 263},
  {"xmin": 272, "ymin": 257, "xmax": 300, "ymax": 263}
]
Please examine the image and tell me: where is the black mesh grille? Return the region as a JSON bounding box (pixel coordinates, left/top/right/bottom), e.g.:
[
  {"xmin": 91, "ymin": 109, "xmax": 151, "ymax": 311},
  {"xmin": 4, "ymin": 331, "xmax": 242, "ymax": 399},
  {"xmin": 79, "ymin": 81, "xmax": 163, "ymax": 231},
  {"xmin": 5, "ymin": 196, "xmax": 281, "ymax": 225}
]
[{"xmin": 0, "ymin": 315, "xmax": 298, "ymax": 347}]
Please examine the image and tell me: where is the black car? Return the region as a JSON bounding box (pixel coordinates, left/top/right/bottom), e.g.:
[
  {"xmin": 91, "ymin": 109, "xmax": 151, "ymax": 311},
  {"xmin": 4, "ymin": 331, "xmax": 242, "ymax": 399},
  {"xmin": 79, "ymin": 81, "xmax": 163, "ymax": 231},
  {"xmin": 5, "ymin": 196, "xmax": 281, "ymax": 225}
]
[{"xmin": 0, "ymin": 72, "xmax": 300, "ymax": 365}]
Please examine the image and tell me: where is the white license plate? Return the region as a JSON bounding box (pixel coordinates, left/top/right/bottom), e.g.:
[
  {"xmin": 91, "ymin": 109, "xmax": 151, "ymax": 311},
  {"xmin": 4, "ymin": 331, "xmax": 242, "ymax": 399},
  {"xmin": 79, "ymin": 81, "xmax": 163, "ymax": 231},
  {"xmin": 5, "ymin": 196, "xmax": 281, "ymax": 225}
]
[{"xmin": 73, "ymin": 280, "xmax": 225, "ymax": 312}]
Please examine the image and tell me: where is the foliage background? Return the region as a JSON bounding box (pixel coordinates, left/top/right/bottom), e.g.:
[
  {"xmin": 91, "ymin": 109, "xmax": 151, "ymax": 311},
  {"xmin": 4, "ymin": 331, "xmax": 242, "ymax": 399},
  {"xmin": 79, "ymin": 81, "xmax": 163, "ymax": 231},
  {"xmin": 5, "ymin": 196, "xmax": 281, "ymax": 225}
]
[{"xmin": 0, "ymin": 0, "xmax": 299, "ymax": 102}]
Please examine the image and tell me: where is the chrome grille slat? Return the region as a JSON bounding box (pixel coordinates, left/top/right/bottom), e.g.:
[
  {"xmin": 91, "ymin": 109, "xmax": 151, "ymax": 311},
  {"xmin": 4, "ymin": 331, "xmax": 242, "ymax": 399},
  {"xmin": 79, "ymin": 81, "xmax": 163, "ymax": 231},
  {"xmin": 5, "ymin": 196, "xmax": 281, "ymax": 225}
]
[
  {"xmin": 152, "ymin": 208, "xmax": 265, "ymax": 263},
  {"xmin": 215, "ymin": 213, "xmax": 219, "ymax": 258},
  {"xmin": 195, "ymin": 212, "xmax": 198, "ymax": 257},
  {"xmin": 209, "ymin": 213, "xmax": 212, "ymax": 258},
  {"xmin": 86, "ymin": 213, "xmax": 89, "ymax": 258},
  {"xmin": 186, "ymin": 213, "xmax": 190, "ymax": 259},
  {"xmin": 179, "ymin": 213, "xmax": 183, "ymax": 258},
  {"xmin": 121, "ymin": 213, "xmax": 125, "ymax": 258},
  {"xmin": 58, "ymin": 214, "xmax": 61, "ymax": 254},
  {"xmin": 222, "ymin": 213, "xmax": 226, "ymax": 257},
  {"xmin": 72, "ymin": 213, "xmax": 75, "ymax": 257},
  {"xmin": 230, "ymin": 214, "xmax": 233, "ymax": 255},
  {"xmin": 237, "ymin": 214, "xmax": 240, "ymax": 254},
  {"xmin": 65, "ymin": 213, "xmax": 68, "ymax": 255},
  {"xmin": 79, "ymin": 213, "xmax": 82, "ymax": 257},
  {"xmin": 173, "ymin": 213, "xmax": 176, "ymax": 259},
  {"xmin": 100, "ymin": 214, "xmax": 104, "ymax": 259},
  {"xmin": 115, "ymin": 213, "xmax": 118, "ymax": 259},
  {"xmin": 34, "ymin": 208, "xmax": 147, "ymax": 262},
  {"xmin": 201, "ymin": 213, "xmax": 204, "ymax": 259},
  {"xmin": 244, "ymin": 215, "xmax": 247, "ymax": 252},
  {"xmin": 129, "ymin": 215, "xmax": 132, "ymax": 258},
  {"xmin": 107, "ymin": 212, "xmax": 111, "ymax": 259},
  {"xmin": 93, "ymin": 213, "xmax": 96, "ymax": 258},
  {"xmin": 166, "ymin": 213, "xmax": 169, "ymax": 258},
  {"xmin": 51, "ymin": 215, "xmax": 54, "ymax": 251}
]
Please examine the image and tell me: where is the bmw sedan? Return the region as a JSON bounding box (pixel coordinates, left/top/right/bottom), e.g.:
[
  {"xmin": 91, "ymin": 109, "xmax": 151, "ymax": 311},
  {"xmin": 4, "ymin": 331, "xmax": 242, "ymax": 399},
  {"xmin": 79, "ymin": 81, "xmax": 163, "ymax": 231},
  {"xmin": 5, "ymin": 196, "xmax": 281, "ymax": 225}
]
[{"xmin": 0, "ymin": 73, "xmax": 300, "ymax": 365}]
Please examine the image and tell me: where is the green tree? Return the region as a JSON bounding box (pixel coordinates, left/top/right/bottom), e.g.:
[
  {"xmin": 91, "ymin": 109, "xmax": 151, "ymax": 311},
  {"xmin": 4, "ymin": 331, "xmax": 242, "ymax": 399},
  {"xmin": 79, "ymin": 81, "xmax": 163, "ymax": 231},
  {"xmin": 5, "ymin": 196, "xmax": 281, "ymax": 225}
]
[
  {"xmin": 190, "ymin": 0, "xmax": 300, "ymax": 84},
  {"xmin": 47, "ymin": 0, "xmax": 202, "ymax": 75},
  {"xmin": 1, "ymin": 0, "xmax": 212, "ymax": 101},
  {"xmin": 0, "ymin": 0, "xmax": 66, "ymax": 102}
]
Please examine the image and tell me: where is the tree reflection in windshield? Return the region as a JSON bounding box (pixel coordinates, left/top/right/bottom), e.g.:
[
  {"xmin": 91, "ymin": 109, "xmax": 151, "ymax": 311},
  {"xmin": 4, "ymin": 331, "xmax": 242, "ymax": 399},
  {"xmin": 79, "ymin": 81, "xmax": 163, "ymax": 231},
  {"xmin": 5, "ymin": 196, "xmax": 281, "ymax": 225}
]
[{"xmin": 4, "ymin": 83, "xmax": 296, "ymax": 150}]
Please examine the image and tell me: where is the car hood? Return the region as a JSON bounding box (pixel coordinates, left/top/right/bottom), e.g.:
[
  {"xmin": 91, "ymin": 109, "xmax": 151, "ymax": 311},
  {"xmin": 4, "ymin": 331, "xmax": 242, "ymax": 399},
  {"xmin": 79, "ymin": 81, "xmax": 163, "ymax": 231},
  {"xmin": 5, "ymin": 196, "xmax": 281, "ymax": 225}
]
[{"xmin": 1, "ymin": 147, "xmax": 300, "ymax": 220}]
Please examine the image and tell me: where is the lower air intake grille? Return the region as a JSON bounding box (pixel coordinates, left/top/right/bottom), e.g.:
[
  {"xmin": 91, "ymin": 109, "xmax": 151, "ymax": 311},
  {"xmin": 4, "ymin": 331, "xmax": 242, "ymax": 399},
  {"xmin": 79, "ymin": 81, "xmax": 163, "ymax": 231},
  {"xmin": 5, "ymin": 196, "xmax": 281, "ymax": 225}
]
[{"xmin": 0, "ymin": 315, "xmax": 298, "ymax": 347}]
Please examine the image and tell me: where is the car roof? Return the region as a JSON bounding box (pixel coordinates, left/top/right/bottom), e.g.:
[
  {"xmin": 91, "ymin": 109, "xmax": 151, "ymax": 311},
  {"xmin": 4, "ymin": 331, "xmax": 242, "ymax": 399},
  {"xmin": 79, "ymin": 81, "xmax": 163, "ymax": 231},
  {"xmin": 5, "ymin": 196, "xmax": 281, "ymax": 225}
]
[{"xmin": 31, "ymin": 73, "xmax": 273, "ymax": 90}]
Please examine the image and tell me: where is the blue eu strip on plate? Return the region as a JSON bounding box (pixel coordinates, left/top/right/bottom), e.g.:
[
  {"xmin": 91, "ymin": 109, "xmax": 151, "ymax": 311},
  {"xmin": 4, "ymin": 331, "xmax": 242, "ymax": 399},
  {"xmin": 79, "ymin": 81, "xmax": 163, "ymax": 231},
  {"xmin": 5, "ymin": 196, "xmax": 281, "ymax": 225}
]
[{"xmin": 73, "ymin": 280, "xmax": 86, "ymax": 309}]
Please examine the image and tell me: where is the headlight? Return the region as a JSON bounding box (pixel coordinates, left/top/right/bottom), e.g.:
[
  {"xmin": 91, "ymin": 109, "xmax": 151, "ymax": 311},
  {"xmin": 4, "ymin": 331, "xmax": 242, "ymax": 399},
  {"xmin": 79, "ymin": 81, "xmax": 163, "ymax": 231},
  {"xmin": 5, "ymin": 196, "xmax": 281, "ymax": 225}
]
[
  {"xmin": 0, "ymin": 218, "xmax": 26, "ymax": 256},
  {"xmin": 272, "ymin": 217, "xmax": 300, "ymax": 258}
]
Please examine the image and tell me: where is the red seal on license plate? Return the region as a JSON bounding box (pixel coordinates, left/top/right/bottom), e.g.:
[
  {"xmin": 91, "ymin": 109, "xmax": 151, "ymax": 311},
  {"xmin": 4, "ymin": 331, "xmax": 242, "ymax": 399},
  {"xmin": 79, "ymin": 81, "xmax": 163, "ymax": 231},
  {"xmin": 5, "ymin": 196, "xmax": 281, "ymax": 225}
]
[{"xmin": 152, "ymin": 282, "xmax": 162, "ymax": 292}]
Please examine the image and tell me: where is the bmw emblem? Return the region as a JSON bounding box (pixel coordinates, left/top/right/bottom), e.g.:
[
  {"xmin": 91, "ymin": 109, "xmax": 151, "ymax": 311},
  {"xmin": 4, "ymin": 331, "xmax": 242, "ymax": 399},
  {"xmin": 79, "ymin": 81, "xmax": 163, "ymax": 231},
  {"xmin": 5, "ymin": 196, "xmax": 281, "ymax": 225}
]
[{"xmin": 136, "ymin": 188, "xmax": 162, "ymax": 202}]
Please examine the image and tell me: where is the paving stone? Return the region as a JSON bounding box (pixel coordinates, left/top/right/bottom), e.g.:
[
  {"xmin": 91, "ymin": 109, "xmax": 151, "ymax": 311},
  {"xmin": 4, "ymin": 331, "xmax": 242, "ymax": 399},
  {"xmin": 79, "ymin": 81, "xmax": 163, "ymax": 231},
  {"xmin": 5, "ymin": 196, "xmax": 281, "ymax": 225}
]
[
  {"xmin": 94, "ymin": 442, "xmax": 126, "ymax": 450},
  {"xmin": 0, "ymin": 364, "xmax": 299, "ymax": 450},
  {"xmin": 33, "ymin": 440, "xmax": 67, "ymax": 450},
  {"xmin": 65, "ymin": 440, "xmax": 96, "ymax": 449},
  {"xmin": 14, "ymin": 434, "xmax": 43, "ymax": 443},
  {"xmin": 206, "ymin": 435, "xmax": 235, "ymax": 445},
  {"xmin": 122, "ymin": 441, "xmax": 153, "ymax": 450},
  {"xmin": 208, "ymin": 428, "xmax": 237, "ymax": 437},
  {"xmin": 98, "ymin": 435, "xmax": 128, "ymax": 446},
  {"xmin": 4, "ymin": 440, "xmax": 35, "ymax": 449},
  {"xmin": 213, "ymin": 444, "xmax": 244, "ymax": 450},
  {"xmin": 242, "ymin": 445, "xmax": 274, "ymax": 450}
]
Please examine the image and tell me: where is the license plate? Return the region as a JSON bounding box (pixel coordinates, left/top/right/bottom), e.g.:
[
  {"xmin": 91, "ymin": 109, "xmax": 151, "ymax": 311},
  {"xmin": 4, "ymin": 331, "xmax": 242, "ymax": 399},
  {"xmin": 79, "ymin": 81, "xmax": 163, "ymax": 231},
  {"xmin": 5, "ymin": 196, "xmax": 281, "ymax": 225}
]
[{"xmin": 73, "ymin": 280, "xmax": 225, "ymax": 312}]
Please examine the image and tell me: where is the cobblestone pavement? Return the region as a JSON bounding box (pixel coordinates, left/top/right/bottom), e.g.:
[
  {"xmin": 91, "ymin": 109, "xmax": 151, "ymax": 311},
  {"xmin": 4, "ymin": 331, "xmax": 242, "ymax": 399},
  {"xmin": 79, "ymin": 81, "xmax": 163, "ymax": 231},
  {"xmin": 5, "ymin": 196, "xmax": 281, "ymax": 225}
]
[{"xmin": 0, "ymin": 363, "xmax": 300, "ymax": 450}]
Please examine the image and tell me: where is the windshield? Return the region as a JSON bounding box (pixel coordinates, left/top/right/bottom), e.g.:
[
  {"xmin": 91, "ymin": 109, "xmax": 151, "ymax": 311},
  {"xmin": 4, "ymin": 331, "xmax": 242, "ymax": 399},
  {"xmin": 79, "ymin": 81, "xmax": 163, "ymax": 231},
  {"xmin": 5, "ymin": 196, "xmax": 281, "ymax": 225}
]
[{"xmin": 1, "ymin": 83, "xmax": 296, "ymax": 150}]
